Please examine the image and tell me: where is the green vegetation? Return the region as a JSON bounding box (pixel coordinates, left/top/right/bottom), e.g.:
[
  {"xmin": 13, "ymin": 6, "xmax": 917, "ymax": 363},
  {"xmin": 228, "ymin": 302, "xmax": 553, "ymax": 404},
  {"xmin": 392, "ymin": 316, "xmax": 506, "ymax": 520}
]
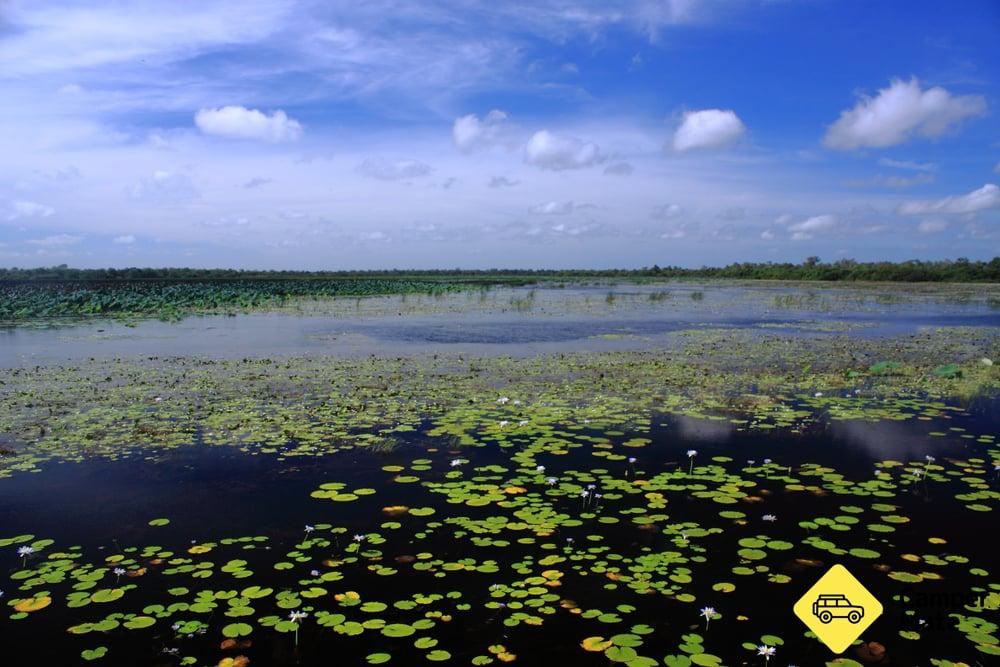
[
  {"xmin": 0, "ymin": 278, "xmax": 473, "ymax": 321},
  {"xmin": 3, "ymin": 257, "xmax": 999, "ymax": 322},
  {"xmin": 3, "ymin": 256, "xmax": 1000, "ymax": 284}
]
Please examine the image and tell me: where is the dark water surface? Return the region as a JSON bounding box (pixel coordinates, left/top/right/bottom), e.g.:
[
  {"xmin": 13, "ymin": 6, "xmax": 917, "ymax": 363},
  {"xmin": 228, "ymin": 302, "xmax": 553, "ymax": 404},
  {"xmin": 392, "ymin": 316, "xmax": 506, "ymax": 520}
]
[{"xmin": 1, "ymin": 401, "xmax": 996, "ymax": 665}]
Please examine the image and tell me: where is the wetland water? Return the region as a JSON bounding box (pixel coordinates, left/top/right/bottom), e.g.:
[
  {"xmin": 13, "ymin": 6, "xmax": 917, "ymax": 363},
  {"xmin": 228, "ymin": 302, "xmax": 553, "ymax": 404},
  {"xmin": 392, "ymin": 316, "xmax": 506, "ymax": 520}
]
[
  {"xmin": 2, "ymin": 282, "xmax": 1000, "ymax": 366},
  {"xmin": 1, "ymin": 282, "xmax": 998, "ymax": 666}
]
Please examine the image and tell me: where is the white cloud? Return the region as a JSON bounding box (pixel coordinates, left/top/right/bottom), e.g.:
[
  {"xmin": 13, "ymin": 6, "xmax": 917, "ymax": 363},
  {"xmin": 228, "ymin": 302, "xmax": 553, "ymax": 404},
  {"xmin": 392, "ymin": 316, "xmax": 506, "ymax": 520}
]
[
  {"xmin": 898, "ymin": 183, "xmax": 1000, "ymax": 215},
  {"xmin": 452, "ymin": 110, "xmax": 507, "ymax": 153},
  {"xmin": 651, "ymin": 203, "xmax": 683, "ymax": 220},
  {"xmin": 357, "ymin": 158, "xmax": 433, "ymax": 181},
  {"xmin": 524, "ymin": 130, "xmax": 602, "ymax": 170},
  {"xmin": 918, "ymin": 219, "xmax": 947, "ymax": 234},
  {"xmin": 789, "ymin": 214, "xmax": 838, "ymax": 240},
  {"xmin": 847, "ymin": 173, "xmax": 935, "ymax": 189},
  {"xmin": 4, "ymin": 200, "xmax": 56, "ymax": 221},
  {"xmin": 672, "ymin": 109, "xmax": 745, "ymax": 152},
  {"xmin": 823, "ymin": 78, "xmax": 986, "ymax": 150},
  {"xmin": 127, "ymin": 170, "xmax": 199, "ymax": 203},
  {"xmin": 760, "ymin": 229, "xmax": 775, "ymax": 240},
  {"xmin": 195, "ymin": 106, "xmax": 303, "ymax": 143},
  {"xmin": 113, "ymin": 234, "xmax": 136, "ymax": 244},
  {"xmin": 148, "ymin": 133, "xmax": 172, "ymax": 150},
  {"xmin": 27, "ymin": 234, "xmax": 82, "ymax": 246},
  {"xmin": 659, "ymin": 221, "xmax": 698, "ymax": 239},
  {"xmin": 878, "ymin": 158, "xmax": 936, "ymax": 172},
  {"xmin": 531, "ymin": 201, "xmax": 578, "ymax": 215}
]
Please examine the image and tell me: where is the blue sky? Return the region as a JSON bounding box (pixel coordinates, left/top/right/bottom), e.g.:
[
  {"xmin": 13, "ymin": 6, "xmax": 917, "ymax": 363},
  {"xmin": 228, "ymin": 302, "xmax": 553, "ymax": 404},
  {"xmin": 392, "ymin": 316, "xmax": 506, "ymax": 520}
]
[{"xmin": 1, "ymin": 0, "xmax": 998, "ymax": 269}]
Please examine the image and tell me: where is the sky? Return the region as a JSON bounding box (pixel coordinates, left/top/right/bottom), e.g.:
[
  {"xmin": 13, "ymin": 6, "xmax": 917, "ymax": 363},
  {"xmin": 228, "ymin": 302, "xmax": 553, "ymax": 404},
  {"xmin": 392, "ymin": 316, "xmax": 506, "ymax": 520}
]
[{"xmin": 1, "ymin": 0, "xmax": 999, "ymax": 270}]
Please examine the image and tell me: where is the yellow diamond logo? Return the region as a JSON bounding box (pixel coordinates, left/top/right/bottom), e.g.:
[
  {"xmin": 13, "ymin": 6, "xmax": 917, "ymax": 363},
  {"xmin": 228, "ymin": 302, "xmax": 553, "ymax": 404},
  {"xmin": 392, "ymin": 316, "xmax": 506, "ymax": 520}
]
[{"xmin": 793, "ymin": 564, "xmax": 883, "ymax": 654}]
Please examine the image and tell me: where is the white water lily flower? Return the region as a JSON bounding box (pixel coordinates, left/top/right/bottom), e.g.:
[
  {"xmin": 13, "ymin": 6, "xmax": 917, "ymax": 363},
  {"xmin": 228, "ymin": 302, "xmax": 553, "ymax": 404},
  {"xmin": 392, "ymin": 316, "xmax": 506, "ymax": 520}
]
[
  {"xmin": 700, "ymin": 606, "xmax": 716, "ymax": 620},
  {"xmin": 304, "ymin": 525, "xmax": 315, "ymax": 533},
  {"xmin": 353, "ymin": 534, "xmax": 366, "ymax": 542},
  {"xmin": 450, "ymin": 458, "xmax": 463, "ymax": 467},
  {"xmin": 498, "ymin": 420, "xmax": 509, "ymax": 428},
  {"xmin": 288, "ymin": 610, "xmax": 308, "ymax": 623},
  {"xmin": 17, "ymin": 546, "xmax": 34, "ymax": 557},
  {"xmin": 757, "ymin": 645, "xmax": 776, "ymax": 658},
  {"xmin": 546, "ymin": 477, "xmax": 557, "ymax": 485},
  {"xmin": 497, "ymin": 396, "xmax": 509, "ymax": 404},
  {"xmin": 687, "ymin": 449, "xmax": 697, "ymax": 457},
  {"xmin": 763, "ymin": 514, "xmax": 777, "ymax": 522}
]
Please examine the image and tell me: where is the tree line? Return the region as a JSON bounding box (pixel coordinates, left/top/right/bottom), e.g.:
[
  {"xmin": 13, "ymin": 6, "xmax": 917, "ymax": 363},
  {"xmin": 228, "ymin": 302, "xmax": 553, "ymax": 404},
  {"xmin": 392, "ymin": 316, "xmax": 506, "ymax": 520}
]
[{"xmin": 2, "ymin": 258, "xmax": 999, "ymax": 283}]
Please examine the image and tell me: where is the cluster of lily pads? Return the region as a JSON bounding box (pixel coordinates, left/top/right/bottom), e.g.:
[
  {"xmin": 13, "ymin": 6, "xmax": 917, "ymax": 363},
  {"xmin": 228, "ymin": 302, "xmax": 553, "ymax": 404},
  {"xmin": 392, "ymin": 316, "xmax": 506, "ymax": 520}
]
[{"xmin": 1, "ymin": 326, "xmax": 998, "ymax": 665}]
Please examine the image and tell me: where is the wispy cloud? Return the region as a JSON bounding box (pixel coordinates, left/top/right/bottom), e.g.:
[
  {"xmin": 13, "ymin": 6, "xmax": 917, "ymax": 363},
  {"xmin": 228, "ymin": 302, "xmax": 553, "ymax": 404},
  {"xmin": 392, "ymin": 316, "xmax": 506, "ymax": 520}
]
[{"xmin": 898, "ymin": 183, "xmax": 1000, "ymax": 215}]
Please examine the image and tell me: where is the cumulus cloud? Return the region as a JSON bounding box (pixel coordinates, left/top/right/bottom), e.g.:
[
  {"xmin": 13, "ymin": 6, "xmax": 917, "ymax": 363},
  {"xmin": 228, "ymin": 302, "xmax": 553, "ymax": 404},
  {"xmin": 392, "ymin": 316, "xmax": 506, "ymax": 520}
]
[
  {"xmin": 357, "ymin": 158, "xmax": 433, "ymax": 181},
  {"xmin": 113, "ymin": 234, "xmax": 136, "ymax": 244},
  {"xmin": 789, "ymin": 214, "xmax": 838, "ymax": 241},
  {"xmin": 127, "ymin": 170, "xmax": 199, "ymax": 203},
  {"xmin": 524, "ymin": 130, "xmax": 602, "ymax": 170},
  {"xmin": 760, "ymin": 229, "xmax": 775, "ymax": 240},
  {"xmin": 603, "ymin": 162, "xmax": 634, "ymax": 176},
  {"xmin": 4, "ymin": 200, "xmax": 55, "ymax": 221},
  {"xmin": 195, "ymin": 106, "xmax": 303, "ymax": 143},
  {"xmin": 823, "ymin": 78, "xmax": 985, "ymax": 150},
  {"xmin": 672, "ymin": 109, "xmax": 745, "ymax": 152},
  {"xmin": 453, "ymin": 110, "xmax": 508, "ymax": 153},
  {"xmin": 897, "ymin": 183, "xmax": 1000, "ymax": 215}
]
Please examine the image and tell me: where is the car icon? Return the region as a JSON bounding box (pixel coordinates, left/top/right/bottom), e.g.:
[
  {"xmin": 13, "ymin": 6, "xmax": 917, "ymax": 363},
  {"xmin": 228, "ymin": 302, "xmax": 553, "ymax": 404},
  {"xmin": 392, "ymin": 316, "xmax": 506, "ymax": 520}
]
[{"xmin": 812, "ymin": 593, "xmax": 865, "ymax": 624}]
